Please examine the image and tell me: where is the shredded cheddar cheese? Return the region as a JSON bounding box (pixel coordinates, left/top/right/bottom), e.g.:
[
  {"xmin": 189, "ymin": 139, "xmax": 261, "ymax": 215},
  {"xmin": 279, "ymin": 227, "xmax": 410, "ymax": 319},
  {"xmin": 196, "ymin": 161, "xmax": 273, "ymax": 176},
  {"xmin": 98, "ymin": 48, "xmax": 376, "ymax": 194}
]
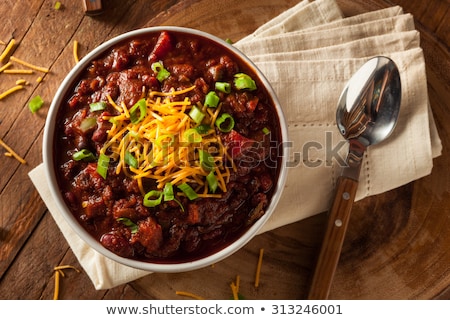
[
  {"xmin": 0, "ymin": 85, "xmax": 24, "ymax": 100},
  {"xmin": 9, "ymin": 56, "xmax": 49, "ymax": 73},
  {"xmin": 0, "ymin": 62, "xmax": 12, "ymax": 73},
  {"xmin": 230, "ymin": 274, "xmax": 241, "ymax": 300},
  {"xmin": 53, "ymin": 265, "xmax": 81, "ymax": 300},
  {"xmin": 3, "ymin": 69, "xmax": 33, "ymax": 74},
  {"xmin": 73, "ymin": 40, "xmax": 80, "ymax": 64},
  {"xmin": 254, "ymin": 248, "xmax": 264, "ymax": 288},
  {"xmin": 175, "ymin": 291, "xmax": 205, "ymax": 300},
  {"xmin": 0, "ymin": 38, "xmax": 15, "ymax": 63},
  {"xmin": 100, "ymin": 85, "xmax": 235, "ymax": 198},
  {"xmin": 15, "ymin": 79, "xmax": 28, "ymax": 85}
]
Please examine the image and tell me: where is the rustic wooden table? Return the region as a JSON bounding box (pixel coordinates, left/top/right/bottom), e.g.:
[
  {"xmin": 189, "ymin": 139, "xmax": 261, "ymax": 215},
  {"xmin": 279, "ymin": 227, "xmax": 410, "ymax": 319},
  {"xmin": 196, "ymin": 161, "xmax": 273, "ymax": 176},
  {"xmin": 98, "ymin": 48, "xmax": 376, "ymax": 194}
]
[{"xmin": 0, "ymin": 0, "xmax": 449, "ymax": 300}]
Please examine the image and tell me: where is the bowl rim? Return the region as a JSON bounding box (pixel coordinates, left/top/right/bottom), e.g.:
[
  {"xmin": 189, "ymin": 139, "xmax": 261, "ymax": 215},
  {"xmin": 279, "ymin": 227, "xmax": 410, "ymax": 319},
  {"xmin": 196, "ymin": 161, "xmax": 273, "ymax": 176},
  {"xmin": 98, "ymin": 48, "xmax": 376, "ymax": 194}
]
[{"xmin": 43, "ymin": 26, "xmax": 288, "ymax": 272}]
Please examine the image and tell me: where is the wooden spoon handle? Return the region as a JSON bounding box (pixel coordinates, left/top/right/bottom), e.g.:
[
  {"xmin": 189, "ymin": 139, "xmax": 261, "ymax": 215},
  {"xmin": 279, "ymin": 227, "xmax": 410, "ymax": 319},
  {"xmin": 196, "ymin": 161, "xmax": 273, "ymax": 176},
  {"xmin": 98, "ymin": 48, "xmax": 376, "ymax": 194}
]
[{"xmin": 308, "ymin": 176, "xmax": 359, "ymax": 300}]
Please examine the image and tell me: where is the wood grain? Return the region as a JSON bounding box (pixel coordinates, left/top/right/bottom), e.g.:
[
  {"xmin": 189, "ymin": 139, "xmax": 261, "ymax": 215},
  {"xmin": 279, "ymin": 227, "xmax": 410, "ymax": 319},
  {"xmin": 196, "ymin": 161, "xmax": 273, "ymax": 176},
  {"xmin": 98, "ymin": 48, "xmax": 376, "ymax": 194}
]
[{"xmin": 0, "ymin": 0, "xmax": 448, "ymax": 300}]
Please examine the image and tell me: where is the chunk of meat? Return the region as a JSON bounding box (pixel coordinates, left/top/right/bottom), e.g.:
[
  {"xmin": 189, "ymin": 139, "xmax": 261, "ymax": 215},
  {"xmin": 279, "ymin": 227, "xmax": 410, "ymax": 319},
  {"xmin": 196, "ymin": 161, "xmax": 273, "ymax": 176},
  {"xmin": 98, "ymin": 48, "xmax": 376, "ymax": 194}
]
[
  {"xmin": 131, "ymin": 217, "xmax": 163, "ymax": 254},
  {"xmin": 149, "ymin": 31, "xmax": 173, "ymax": 63}
]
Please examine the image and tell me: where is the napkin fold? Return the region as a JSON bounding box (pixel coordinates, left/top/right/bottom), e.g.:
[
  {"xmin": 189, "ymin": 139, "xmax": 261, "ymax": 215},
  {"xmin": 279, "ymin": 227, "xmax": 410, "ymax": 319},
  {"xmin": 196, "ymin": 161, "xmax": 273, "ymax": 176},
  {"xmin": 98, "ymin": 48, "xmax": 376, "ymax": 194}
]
[{"xmin": 29, "ymin": 0, "xmax": 442, "ymax": 290}]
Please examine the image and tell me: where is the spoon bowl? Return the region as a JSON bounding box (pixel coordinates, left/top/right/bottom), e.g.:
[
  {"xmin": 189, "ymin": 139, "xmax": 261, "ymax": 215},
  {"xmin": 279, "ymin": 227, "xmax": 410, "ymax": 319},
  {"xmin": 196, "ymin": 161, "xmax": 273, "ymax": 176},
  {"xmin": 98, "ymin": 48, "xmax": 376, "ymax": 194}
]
[
  {"xmin": 308, "ymin": 56, "xmax": 401, "ymax": 299},
  {"xmin": 337, "ymin": 56, "xmax": 401, "ymax": 147}
]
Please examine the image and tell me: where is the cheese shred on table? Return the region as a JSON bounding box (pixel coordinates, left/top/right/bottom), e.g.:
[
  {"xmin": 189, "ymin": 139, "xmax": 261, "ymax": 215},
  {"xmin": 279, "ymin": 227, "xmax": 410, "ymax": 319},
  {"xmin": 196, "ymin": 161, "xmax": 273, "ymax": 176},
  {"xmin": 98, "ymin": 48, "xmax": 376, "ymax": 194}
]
[
  {"xmin": 175, "ymin": 291, "xmax": 205, "ymax": 300},
  {"xmin": 230, "ymin": 274, "xmax": 241, "ymax": 300},
  {"xmin": 53, "ymin": 265, "xmax": 81, "ymax": 300},
  {"xmin": 0, "ymin": 62, "xmax": 12, "ymax": 73},
  {"xmin": 9, "ymin": 56, "xmax": 49, "ymax": 73},
  {"xmin": 101, "ymin": 85, "xmax": 235, "ymax": 197},
  {"xmin": 73, "ymin": 40, "xmax": 80, "ymax": 64},
  {"xmin": 0, "ymin": 38, "xmax": 15, "ymax": 63},
  {"xmin": 3, "ymin": 69, "xmax": 33, "ymax": 74},
  {"xmin": 254, "ymin": 248, "xmax": 264, "ymax": 288},
  {"xmin": 0, "ymin": 85, "xmax": 24, "ymax": 101}
]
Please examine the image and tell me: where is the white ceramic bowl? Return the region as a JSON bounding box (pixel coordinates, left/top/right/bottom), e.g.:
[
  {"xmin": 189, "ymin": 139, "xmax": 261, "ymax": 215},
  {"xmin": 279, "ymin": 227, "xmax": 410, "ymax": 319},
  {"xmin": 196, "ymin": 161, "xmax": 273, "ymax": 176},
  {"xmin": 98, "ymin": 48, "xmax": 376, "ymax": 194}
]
[{"xmin": 43, "ymin": 26, "xmax": 288, "ymax": 272}]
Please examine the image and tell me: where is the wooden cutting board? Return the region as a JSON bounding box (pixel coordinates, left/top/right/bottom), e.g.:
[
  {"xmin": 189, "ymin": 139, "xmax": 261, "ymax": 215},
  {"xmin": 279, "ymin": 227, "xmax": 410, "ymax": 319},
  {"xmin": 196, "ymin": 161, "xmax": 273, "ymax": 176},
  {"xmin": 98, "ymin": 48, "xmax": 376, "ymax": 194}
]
[{"xmin": 130, "ymin": 0, "xmax": 450, "ymax": 299}]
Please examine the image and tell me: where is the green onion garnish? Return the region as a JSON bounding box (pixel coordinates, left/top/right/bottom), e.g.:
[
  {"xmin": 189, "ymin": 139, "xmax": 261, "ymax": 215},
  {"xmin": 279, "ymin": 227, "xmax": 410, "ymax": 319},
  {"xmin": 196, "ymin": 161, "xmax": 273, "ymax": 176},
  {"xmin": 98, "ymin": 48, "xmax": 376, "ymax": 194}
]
[
  {"xmin": 96, "ymin": 153, "xmax": 110, "ymax": 179},
  {"xmin": 189, "ymin": 105, "xmax": 205, "ymax": 124},
  {"xmin": 163, "ymin": 182, "xmax": 174, "ymax": 201},
  {"xmin": 234, "ymin": 73, "xmax": 257, "ymax": 91},
  {"xmin": 183, "ymin": 128, "xmax": 202, "ymax": 143},
  {"xmin": 116, "ymin": 218, "xmax": 138, "ymax": 234},
  {"xmin": 79, "ymin": 117, "xmax": 97, "ymax": 132},
  {"xmin": 215, "ymin": 113, "xmax": 235, "ymax": 132},
  {"xmin": 206, "ymin": 171, "xmax": 218, "ymax": 193},
  {"xmin": 151, "ymin": 61, "xmax": 170, "ymax": 82},
  {"xmin": 198, "ymin": 150, "xmax": 214, "ymax": 171},
  {"xmin": 262, "ymin": 127, "xmax": 271, "ymax": 135},
  {"xmin": 109, "ymin": 117, "xmax": 119, "ymax": 125},
  {"xmin": 204, "ymin": 91, "xmax": 220, "ymax": 107},
  {"xmin": 215, "ymin": 82, "xmax": 231, "ymax": 93},
  {"xmin": 129, "ymin": 98, "xmax": 147, "ymax": 124},
  {"xmin": 89, "ymin": 101, "xmax": 107, "ymax": 112},
  {"xmin": 195, "ymin": 124, "xmax": 211, "ymax": 134},
  {"xmin": 72, "ymin": 149, "xmax": 96, "ymax": 162},
  {"xmin": 178, "ymin": 182, "xmax": 198, "ymax": 200},
  {"xmin": 125, "ymin": 151, "xmax": 138, "ymax": 169},
  {"xmin": 28, "ymin": 95, "xmax": 44, "ymax": 113},
  {"xmin": 143, "ymin": 190, "xmax": 163, "ymax": 207}
]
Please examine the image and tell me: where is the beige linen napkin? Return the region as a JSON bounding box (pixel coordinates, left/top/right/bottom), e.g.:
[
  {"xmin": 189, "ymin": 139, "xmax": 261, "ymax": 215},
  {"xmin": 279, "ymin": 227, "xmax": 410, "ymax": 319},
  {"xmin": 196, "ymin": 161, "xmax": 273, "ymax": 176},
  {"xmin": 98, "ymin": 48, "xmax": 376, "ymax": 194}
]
[{"xmin": 29, "ymin": 0, "xmax": 442, "ymax": 290}]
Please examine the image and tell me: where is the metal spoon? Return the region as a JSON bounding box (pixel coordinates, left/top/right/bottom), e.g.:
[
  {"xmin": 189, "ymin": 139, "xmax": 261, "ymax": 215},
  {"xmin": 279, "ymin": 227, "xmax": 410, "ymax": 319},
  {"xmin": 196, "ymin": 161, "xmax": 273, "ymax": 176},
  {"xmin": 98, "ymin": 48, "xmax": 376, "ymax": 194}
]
[{"xmin": 308, "ymin": 56, "xmax": 401, "ymax": 299}]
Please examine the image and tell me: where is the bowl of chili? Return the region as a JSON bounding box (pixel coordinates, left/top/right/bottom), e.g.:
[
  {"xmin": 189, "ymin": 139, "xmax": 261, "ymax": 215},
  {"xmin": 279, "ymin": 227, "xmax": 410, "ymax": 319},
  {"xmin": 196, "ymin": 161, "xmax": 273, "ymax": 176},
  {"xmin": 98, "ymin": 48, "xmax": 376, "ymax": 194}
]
[{"xmin": 43, "ymin": 27, "xmax": 288, "ymax": 272}]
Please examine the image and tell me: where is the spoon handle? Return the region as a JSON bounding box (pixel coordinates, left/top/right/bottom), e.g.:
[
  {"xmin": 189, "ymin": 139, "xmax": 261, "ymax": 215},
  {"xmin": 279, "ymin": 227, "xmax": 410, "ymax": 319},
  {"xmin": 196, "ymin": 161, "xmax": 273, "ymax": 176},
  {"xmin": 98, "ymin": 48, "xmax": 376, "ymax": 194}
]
[{"xmin": 308, "ymin": 175, "xmax": 358, "ymax": 300}]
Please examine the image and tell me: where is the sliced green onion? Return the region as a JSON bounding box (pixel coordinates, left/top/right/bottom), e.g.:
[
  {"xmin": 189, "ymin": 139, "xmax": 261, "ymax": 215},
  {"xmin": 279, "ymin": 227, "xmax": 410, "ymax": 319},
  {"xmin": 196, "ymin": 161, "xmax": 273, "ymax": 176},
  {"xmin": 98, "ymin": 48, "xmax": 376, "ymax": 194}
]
[
  {"xmin": 129, "ymin": 130, "xmax": 139, "ymax": 139},
  {"xmin": 178, "ymin": 182, "xmax": 198, "ymax": 200},
  {"xmin": 262, "ymin": 127, "xmax": 271, "ymax": 135},
  {"xmin": 198, "ymin": 150, "xmax": 214, "ymax": 171},
  {"xmin": 109, "ymin": 117, "xmax": 119, "ymax": 125},
  {"xmin": 195, "ymin": 124, "xmax": 211, "ymax": 134},
  {"xmin": 215, "ymin": 82, "xmax": 231, "ymax": 93},
  {"xmin": 129, "ymin": 98, "xmax": 147, "ymax": 124},
  {"xmin": 189, "ymin": 105, "xmax": 205, "ymax": 124},
  {"xmin": 125, "ymin": 151, "xmax": 138, "ymax": 169},
  {"xmin": 72, "ymin": 149, "xmax": 96, "ymax": 162},
  {"xmin": 89, "ymin": 101, "xmax": 107, "ymax": 112},
  {"xmin": 206, "ymin": 171, "xmax": 218, "ymax": 193},
  {"xmin": 163, "ymin": 182, "xmax": 174, "ymax": 201},
  {"xmin": 151, "ymin": 61, "xmax": 170, "ymax": 82},
  {"xmin": 116, "ymin": 218, "xmax": 138, "ymax": 234},
  {"xmin": 54, "ymin": 1, "xmax": 62, "ymax": 10},
  {"xmin": 97, "ymin": 153, "xmax": 110, "ymax": 179},
  {"xmin": 143, "ymin": 190, "xmax": 163, "ymax": 207},
  {"xmin": 204, "ymin": 91, "xmax": 220, "ymax": 107},
  {"xmin": 155, "ymin": 134, "xmax": 175, "ymax": 148},
  {"xmin": 234, "ymin": 73, "xmax": 257, "ymax": 91},
  {"xmin": 183, "ymin": 128, "xmax": 202, "ymax": 143},
  {"xmin": 79, "ymin": 117, "xmax": 97, "ymax": 132},
  {"xmin": 215, "ymin": 113, "xmax": 235, "ymax": 132},
  {"xmin": 163, "ymin": 183, "xmax": 184, "ymax": 210},
  {"xmin": 29, "ymin": 95, "xmax": 44, "ymax": 113}
]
